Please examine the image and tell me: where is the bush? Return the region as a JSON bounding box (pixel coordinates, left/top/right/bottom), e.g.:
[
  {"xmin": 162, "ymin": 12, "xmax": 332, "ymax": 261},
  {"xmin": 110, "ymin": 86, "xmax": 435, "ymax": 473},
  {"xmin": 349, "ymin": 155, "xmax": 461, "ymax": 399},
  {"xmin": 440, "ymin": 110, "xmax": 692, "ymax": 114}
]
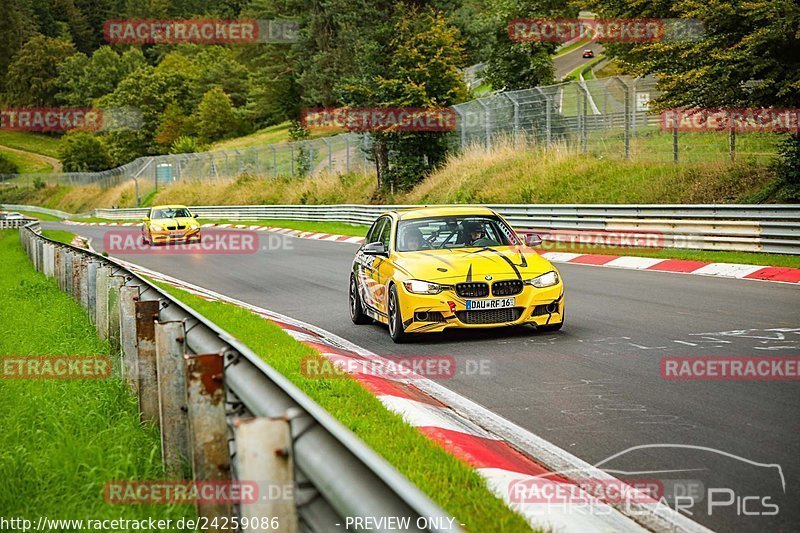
[
  {"xmin": 773, "ymin": 133, "xmax": 800, "ymax": 201},
  {"xmin": 59, "ymin": 132, "xmax": 112, "ymax": 172},
  {"xmin": 169, "ymin": 136, "xmax": 203, "ymax": 154},
  {"xmin": 0, "ymin": 153, "xmax": 19, "ymax": 175}
]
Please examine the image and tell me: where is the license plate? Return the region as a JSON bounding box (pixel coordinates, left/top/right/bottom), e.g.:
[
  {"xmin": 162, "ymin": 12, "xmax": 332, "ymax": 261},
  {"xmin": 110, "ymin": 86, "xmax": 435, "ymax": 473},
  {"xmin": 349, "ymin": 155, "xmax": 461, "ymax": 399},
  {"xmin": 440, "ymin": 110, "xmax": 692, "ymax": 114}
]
[
  {"xmin": 466, "ymin": 297, "xmax": 515, "ymax": 310},
  {"xmin": 169, "ymin": 231, "xmax": 183, "ymax": 237}
]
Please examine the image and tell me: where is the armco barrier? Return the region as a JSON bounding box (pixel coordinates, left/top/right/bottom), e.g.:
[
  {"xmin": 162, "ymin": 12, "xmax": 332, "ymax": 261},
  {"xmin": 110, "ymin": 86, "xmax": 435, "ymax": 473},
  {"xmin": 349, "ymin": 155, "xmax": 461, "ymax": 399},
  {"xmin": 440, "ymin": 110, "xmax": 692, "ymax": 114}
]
[
  {"xmin": 90, "ymin": 204, "xmax": 800, "ymax": 254},
  {"xmin": 18, "ymin": 221, "xmax": 460, "ymax": 533}
]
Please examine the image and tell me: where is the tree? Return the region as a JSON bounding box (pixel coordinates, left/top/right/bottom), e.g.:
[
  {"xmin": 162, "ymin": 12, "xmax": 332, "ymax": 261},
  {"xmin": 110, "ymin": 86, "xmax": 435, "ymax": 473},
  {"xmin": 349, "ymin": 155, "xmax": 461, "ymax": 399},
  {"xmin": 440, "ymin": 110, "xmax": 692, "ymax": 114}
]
[
  {"xmin": 344, "ymin": 5, "xmax": 469, "ymax": 191},
  {"xmin": 59, "ymin": 131, "xmax": 112, "ymax": 171},
  {"xmin": 590, "ymin": 0, "xmax": 800, "ymax": 198},
  {"xmin": 6, "ymin": 35, "xmax": 76, "ymax": 106},
  {"xmin": 0, "ymin": 154, "xmax": 20, "ymax": 175},
  {"xmin": 195, "ymin": 87, "xmax": 239, "ymax": 143}
]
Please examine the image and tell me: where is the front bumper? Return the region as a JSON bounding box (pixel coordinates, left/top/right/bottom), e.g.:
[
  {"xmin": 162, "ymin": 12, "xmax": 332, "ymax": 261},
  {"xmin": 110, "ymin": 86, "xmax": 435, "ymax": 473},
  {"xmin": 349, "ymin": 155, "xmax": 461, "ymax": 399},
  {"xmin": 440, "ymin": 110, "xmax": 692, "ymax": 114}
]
[
  {"xmin": 399, "ymin": 282, "xmax": 564, "ymax": 333},
  {"xmin": 149, "ymin": 228, "xmax": 201, "ymax": 244}
]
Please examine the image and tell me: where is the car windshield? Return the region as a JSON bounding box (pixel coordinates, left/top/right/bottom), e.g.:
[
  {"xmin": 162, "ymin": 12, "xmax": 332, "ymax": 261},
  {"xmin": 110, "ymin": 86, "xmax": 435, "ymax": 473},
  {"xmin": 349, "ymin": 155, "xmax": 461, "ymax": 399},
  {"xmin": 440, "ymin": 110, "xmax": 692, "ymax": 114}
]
[
  {"xmin": 395, "ymin": 215, "xmax": 520, "ymax": 252},
  {"xmin": 151, "ymin": 208, "xmax": 191, "ymax": 219}
]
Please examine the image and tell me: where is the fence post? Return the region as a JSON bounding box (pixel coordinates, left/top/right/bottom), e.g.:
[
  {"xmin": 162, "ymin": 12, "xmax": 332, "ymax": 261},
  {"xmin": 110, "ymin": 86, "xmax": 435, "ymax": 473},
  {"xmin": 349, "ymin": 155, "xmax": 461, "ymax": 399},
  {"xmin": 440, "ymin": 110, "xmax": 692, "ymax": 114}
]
[
  {"xmin": 453, "ymin": 107, "xmax": 467, "ymax": 151},
  {"xmin": 108, "ymin": 274, "xmax": 124, "ymax": 354},
  {"xmin": 580, "ymin": 84, "xmax": 589, "ymax": 155},
  {"xmin": 86, "ymin": 259, "xmax": 97, "ymax": 322},
  {"xmin": 505, "ymin": 93, "xmax": 520, "ymax": 145},
  {"xmin": 729, "ymin": 110, "xmax": 736, "ymax": 163},
  {"xmin": 234, "ymin": 418, "xmax": 298, "ymax": 533},
  {"xmin": 271, "ymin": 146, "xmax": 277, "ymax": 178},
  {"xmin": 345, "ymin": 136, "xmax": 351, "ymax": 173},
  {"xmin": 613, "ymin": 77, "xmax": 631, "ymax": 160},
  {"xmin": 135, "ymin": 299, "xmax": 161, "ymax": 424},
  {"xmin": 673, "ymin": 110, "xmax": 679, "ymax": 164},
  {"xmin": 290, "ymin": 144, "xmax": 295, "ymax": 176},
  {"xmin": 95, "ymin": 266, "xmax": 110, "ymax": 339},
  {"xmin": 323, "ymin": 138, "xmax": 332, "ymax": 172},
  {"xmin": 308, "ymin": 142, "xmax": 314, "ymax": 175},
  {"xmin": 185, "ymin": 353, "xmax": 232, "ymax": 524},
  {"xmin": 477, "ymin": 99, "xmax": 491, "ymax": 150},
  {"xmin": 155, "ymin": 321, "xmax": 191, "ymax": 478},
  {"xmin": 119, "ymin": 285, "xmax": 140, "ymax": 394},
  {"xmin": 545, "ymin": 95, "xmax": 553, "ymax": 147}
]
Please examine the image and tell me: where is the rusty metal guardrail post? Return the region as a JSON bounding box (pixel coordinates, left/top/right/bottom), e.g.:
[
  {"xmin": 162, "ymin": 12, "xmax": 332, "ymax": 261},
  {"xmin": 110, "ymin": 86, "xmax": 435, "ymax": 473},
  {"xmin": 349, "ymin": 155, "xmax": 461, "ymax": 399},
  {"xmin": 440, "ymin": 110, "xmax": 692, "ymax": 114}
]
[
  {"xmin": 234, "ymin": 417, "xmax": 298, "ymax": 533},
  {"xmin": 185, "ymin": 353, "xmax": 232, "ymax": 527},
  {"xmin": 155, "ymin": 320, "xmax": 191, "ymax": 478},
  {"xmin": 95, "ymin": 266, "xmax": 110, "ymax": 340},
  {"xmin": 119, "ymin": 285, "xmax": 140, "ymax": 394},
  {"xmin": 135, "ymin": 299, "xmax": 161, "ymax": 424}
]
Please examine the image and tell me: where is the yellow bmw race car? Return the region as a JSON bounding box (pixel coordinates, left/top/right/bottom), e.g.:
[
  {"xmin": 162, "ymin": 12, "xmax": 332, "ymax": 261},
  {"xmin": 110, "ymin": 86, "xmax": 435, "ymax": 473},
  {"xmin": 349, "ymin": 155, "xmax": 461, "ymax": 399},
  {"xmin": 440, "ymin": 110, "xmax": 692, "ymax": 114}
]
[
  {"xmin": 349, "ymin": 206, "xmax": 564, "ymax": 342},
  {"xmin": 141, "ymin": 205, "xmax": 201, "ymax": 245}
]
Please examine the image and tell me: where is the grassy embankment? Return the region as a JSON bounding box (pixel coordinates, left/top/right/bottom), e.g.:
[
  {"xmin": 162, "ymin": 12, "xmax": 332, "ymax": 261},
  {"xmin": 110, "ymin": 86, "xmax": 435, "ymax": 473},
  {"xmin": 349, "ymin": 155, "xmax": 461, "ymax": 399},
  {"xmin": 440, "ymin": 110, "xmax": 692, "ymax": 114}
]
[
  {"xmin": 154, "ymin": 280, "xmax": 535, "ymax": 532},
  {"xmin": 0, "ymin": 131, "xmax": 62, "ymax": 174},
  {"xmin": 0, "ymin": 230, "xmax": 193, "ymax": 523}
]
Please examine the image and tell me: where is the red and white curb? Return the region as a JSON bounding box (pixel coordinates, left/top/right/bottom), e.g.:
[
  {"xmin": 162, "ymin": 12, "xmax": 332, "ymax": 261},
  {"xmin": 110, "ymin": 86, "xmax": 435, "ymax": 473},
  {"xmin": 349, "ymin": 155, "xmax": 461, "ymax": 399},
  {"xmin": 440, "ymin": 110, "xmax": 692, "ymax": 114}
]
[
  {"xmin": 107, "ymin": 257, "xmax": 708, "ymax": 533},
  {"xmin": 65, "ymin": 220, "xmax": 800, "ymax": 284}
]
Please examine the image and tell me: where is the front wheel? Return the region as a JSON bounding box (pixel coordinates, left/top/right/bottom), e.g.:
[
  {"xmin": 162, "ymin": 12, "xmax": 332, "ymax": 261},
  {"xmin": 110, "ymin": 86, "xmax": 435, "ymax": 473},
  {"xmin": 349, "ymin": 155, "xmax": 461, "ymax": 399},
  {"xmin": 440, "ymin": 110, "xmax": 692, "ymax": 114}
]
[
  {"xmin": 349, "ymin": 274, "xmax": 371, "ymax": 325},
  {"xmin": 388, "ymin": 285, "xmax": 408, "ymax": 343}
]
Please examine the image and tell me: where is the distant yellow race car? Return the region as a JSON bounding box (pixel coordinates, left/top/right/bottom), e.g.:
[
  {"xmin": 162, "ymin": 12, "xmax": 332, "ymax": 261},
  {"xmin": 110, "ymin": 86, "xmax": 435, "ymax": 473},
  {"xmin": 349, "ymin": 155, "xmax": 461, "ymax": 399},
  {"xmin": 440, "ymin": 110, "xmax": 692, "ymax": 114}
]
[
  {"xmin": 141, "ymin": 205, "xmax": 201, "ymax": 245},
  {"xmin": 349, "ymin": 206, "xmax": 564, "ymax": 342}
]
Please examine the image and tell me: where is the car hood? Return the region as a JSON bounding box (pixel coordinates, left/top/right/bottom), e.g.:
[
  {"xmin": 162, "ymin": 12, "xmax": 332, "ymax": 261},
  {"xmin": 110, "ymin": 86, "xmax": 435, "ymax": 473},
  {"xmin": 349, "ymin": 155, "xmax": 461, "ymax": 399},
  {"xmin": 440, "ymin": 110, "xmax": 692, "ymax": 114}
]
[
  {"xmin": 393, "ymin": 246, "xmax": 556, "ymax": 283},
  {"xmin": 150, "ymin": 217, "xmax": 198, "ymax": 228}
]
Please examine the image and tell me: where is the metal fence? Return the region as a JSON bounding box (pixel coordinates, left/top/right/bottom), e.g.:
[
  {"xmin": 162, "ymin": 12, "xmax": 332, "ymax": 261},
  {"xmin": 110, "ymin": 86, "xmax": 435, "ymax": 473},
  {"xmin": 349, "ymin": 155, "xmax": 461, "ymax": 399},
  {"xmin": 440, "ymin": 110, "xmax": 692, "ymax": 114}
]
[
  {"xmin": 19, "ymin": 221, "xmax": 457, "ymax": 532},
  {"xmin": 1, "ymin": 76, "xmax": 784, "ymax": 194},
  {"xmin": 89, "ymin": 203, "xmax": 800, "ymax": 255}
]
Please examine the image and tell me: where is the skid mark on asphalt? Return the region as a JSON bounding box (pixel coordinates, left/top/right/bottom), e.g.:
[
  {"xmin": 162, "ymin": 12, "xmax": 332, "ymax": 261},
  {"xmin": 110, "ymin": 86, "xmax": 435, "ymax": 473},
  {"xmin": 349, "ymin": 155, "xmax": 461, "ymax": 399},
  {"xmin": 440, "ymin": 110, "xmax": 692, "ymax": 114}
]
[{"xmin": 528, "ymin": 379, "xmax": 697, "ymax": 433}]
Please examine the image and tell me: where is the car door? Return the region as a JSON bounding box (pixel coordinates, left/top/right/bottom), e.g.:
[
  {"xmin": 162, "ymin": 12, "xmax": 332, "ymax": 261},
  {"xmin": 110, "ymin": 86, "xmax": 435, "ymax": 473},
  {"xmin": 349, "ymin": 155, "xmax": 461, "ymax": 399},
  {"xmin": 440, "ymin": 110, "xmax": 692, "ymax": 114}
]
[
  {"xmin": 355, "ymin": 217, "xmax": 387, "ymax": 312},
  {"xmin": 371, "ymin": 216, "xmax": 394, "ymax": 314}
]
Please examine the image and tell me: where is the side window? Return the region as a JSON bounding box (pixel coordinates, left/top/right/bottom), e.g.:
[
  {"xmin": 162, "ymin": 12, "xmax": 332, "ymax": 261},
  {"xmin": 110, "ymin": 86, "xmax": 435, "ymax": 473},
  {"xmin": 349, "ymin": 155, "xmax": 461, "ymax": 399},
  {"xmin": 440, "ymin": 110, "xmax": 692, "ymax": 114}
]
[
  {"xmin": 365, "ymin": 218, "xmax": 385, "ymax": 244},
  {"xmin": 376, "ymin": 217, "xmax": 391, "ymax": 249}
]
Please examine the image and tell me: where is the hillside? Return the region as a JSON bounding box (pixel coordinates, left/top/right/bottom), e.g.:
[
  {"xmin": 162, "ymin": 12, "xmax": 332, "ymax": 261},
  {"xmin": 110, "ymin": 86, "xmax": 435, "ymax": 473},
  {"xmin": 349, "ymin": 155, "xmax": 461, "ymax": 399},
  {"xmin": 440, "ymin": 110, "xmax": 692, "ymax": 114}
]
[{"xmin": 1, "ymin": 140, "xmax": 781, "ymax": 212}]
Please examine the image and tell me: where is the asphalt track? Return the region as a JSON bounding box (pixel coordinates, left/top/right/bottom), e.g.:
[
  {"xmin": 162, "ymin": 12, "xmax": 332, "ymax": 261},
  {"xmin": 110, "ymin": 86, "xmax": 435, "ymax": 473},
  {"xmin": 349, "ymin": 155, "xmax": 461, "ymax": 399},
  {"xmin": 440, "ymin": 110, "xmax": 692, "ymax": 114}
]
[
  {"xmin": 53, "ymin": 223, "xmax": 800, "ymax": 532},
  {"xmin": 553, "ymin": 42, "xmax": 605, "ymax": 80}
]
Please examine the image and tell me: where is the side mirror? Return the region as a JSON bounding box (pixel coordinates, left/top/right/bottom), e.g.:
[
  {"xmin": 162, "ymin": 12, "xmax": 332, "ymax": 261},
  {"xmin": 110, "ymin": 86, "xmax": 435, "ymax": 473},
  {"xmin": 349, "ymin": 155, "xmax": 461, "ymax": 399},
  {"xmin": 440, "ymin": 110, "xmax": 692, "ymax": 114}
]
[
  {"xmin": 525, "ymin": 233, "xmax": 543, "ymax": 247},
  {"xmin": 142, "ymin": 216, "xmax": 150, "ymax": 222},
  {"xmin": 363, "ymin": 241, "xmax": 387, "ymax": 256}
]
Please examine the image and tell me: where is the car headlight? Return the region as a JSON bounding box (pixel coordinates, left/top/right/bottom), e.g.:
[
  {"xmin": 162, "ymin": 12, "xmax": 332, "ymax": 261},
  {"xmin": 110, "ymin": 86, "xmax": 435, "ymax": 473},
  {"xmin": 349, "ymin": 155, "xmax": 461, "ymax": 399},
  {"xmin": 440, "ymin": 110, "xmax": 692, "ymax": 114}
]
[
  {"xmin": 526, "ymin": 271, "xmax": 559, "ymax": 288},
  {"xmin": 150, "ymin": 224, "xmax": 163, "ymax": 232},
  {"xmin": 403, "ymin": 280, "xmax": 444, "ymax": 295}
]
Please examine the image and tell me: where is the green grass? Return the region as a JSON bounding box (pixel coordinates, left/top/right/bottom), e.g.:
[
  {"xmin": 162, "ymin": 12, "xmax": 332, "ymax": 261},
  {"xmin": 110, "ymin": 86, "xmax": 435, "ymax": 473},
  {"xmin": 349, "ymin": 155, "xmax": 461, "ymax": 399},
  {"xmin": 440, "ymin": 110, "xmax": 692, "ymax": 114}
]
[
  {"xmin": 68, "ymin": 217, "xmax": 371, "ymax": 237},
  {"xmin": 0, "ymin": 230, "xmax": 193, "ymax": 524},
  {"xmin": 540, "ymin": 242, "xmax": 800, "ymax": 268},
  {"xmin": 14, "ymin": 209, "xmax": 63, "ymax": 221},
  {"xmin": 0, "ymin": 147, "xmax": 53, "ymax": 173},
  {"xmin": 41, "ymin": 229, "xmax": 76, "ymax": 244},
  {"xmin": 155, "ymin": 280, "xmax": 535, "ymax": 533},
  {"xmin": 210, "ymin": 121, "xmax": 342, "ymax": 151},
  {"xmin": 208, "ymin": 218, "xmax": 369, "ymax": 236},
  {"xmin": 0, "ymin": 131, "xmax": 61, "ymax": 158}
]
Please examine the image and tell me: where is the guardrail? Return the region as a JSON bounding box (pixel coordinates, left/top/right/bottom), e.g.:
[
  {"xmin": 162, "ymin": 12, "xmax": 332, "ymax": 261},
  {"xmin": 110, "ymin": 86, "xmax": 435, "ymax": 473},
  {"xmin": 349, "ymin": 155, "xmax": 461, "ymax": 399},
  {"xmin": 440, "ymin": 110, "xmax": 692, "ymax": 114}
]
[
  {"xmin": 91, "ymin": 203, "xmax": 800, "ymax": 255},
  {"xmin": 19, "ymin": 221, "xmax": 459, "ymax": 533},
  {"xmin": 0, "ymin": 217, "xmax": 36, "ymax": 229}
]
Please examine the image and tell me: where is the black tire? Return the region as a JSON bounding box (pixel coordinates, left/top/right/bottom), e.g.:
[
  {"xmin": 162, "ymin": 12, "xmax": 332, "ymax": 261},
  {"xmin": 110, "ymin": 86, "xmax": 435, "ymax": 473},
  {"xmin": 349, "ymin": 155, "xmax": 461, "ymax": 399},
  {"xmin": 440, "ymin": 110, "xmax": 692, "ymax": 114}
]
[
  {"xmin": 387, "ymin": 284, "xmax": 408, "ymax": 343},
  {"xmin": 349, "ymin": 274, "xmax": 371, "ymax": 325}
]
